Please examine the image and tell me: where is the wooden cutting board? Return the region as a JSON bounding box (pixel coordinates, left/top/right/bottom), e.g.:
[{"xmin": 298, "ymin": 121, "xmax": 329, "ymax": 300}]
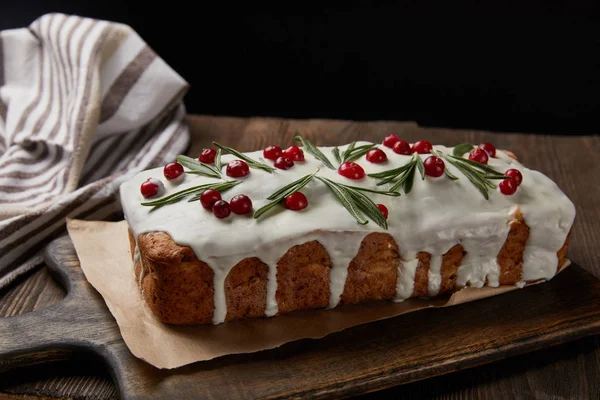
[{"xmin": 0, "ymin": 235, "xmax": 599, "ymax": 399}]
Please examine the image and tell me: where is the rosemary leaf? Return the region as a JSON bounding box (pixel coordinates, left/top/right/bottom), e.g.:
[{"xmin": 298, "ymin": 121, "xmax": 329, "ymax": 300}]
[
  {"xmin": 346, "ymin": 189, "xmax": 388, "ymax": 229},
  {"xmin": 334, "ymin": 183, "xmax": 402, "ymax": 197},
  {"xmin": 444, "ymin": 167, "xmax": 459, "ymax": 180},
  {"xmin": 316, "ymin": 177, "xmax": 368, "ymax": 225},
  {"xmin": 452, "ymin": 143, "xmax": 474, "ymax": 156},
  {"xmin": 141, "ymin": 180, "xmax": 241, "ymax": 207},
  {"xmin": 402, "ymin": 163, "xmax": 417, "ymax": 194},
  {"xmin": 448, "ymin": 155, "xmax": 505, "ymax": 176},
  {"xmin": 416, "ymin": 156, "xmax": 425, "ymax": 180},
  {"xmin": 176, "ymin": 155, "xmax": 221, "ymax": 178},
  {"xmin": 366, "ymin": 162, "xmax": 410, "ymax": 179},
  {"xmin": 294, "ymin": 135, "xmax": 335, "ymax": 170},
  {"xmin": 345, "ymin": 144, "xmax": 377, "ymax": 162},
  {"xmin": 254, "ymin": 169, "xmax": 319, "ymax": 219},
  {"xmin": 266, "ymin": 169, "xmax": 320, "ymax": 200},
  {"xmin": 332, "ymin": 147, "xmax": 342, "ymax": 164},
  {"xmin": 212, "ymin": 141, "xmax": 276, "ymax": 173},
  {"xmin": 341, "ymin": 142, "xmax": 356, "ymax": 162},
  {"xmin": 215, "ymin": 148, "xmax": 222, "ymax": 171}
]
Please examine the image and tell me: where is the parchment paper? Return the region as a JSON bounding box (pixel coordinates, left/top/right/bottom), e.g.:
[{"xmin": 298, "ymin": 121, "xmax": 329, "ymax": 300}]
[{"xmin": 65, "ymin": 218, "xmax": 570, "ymax": 369}]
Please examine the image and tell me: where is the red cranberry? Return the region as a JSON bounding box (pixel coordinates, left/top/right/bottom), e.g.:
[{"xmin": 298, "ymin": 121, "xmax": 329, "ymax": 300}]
[
  {"xmin": 505, "ymin": 169, "xmax": 523, "ymax": 186},
  {"xmin": 212, "ymin": 200, "xmax": 231, "ymax": 219},
  {"xmin": 226, "ymin": 160, "xmax": 250, "ymax": 177},
  {"xmin": 377, "ymin": 204, "xmax": 389, "ymax": 219},
  {"xmin": 338, "ymin": 161, "xmax": 366, "ymax": 180},
  {"xmin": 366, "ymin": 148, "xmax": 388, "ymax": 163},
  {"xmin": 230, "ymin": 194, "xmax": 253, "ymax": 214},
  {"xmin": 140, "ymin": 178, "xmax": 162, "ymax": 198},
  {"xmin": 263, "ymin": 145, "xmax": 282, "ymax": 161},
  {"xmin": 285, "ymin": 192, "xmax": 308, "ymax": 211},
  {"xmin": 283, "ymin": 145, "xmax": 304, "ymax": 161},
  {"xmin": 468, "ymin": 148, "xmax": 489, "ymax": 164},
  {"xmin": 411, "ymin": 140, "xmax": 433, "ymax": 154},
  {"xmin": 423, "ymin": 156, "xmax": 445, "ymax": 177},
  {"xmin": 499, "ymin": 178, "xmax": 518, "ymax": 195},
  {"xmin": 274, "ymin": 156, "xmax": 294, "ymax": 170},
  {"xmin": 163, "ymin": 161, "xmax": 184, "ymax": 180},
  {"xmin": 383, "ymin": 134, "xmax": 400, "ymax": 148},
  {"xmin": 479, "ymin": 142, "xmax": 496, "ymax": 158},
  {"xmin": 200, "ymin": 189, "xmax": 222, "ymax": 209},
  {"xmin": 199, "ymin": 148, "xmax": 216, "ymax": 164},
  {"xmin": 393, "ymin": 140, "xmax": 412, "ymax": 155}
]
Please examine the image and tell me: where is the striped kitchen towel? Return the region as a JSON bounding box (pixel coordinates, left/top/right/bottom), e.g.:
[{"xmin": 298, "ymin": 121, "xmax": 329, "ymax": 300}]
[{"xmin": 0, "ymin": 13, "xmax": 190, "ymax": 289}]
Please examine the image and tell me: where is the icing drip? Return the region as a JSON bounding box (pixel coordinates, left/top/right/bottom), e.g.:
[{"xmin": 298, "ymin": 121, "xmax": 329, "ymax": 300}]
[
  {"xmin": 119, "ymin": 141, "xmax": 576, "ymax": 324},
  {"xmin": 427, "ymin": 254, "xmax": 443, "ymax": 296},
  {"xmin": 395, "ymin": 258, "xmax": 419, "ymax": 301}
]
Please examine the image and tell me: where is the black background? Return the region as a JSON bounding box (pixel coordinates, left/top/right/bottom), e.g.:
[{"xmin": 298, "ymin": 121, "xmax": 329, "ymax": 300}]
[{"xmin": 1, "ymin": 1, "xmax": 598, "ymax": 135}]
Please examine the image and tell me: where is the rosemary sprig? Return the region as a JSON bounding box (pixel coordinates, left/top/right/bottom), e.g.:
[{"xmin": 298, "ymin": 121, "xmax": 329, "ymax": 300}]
[
  {"xmin": 215, "ymin": 148, "xmax": 222, "ymax": 171},
  {"xmin": 316, "ymin": 176, "xmax": 388, "ymax": 229},
  {"xmin": 328, "ymin": 181, "xmax": 401, "ymax": 197},
  {"xmin": 141, "ymin": 180, "xmax": 241, "ymax": 208},
  {"xmin": 367, "ymin": 154, "xmax": 420, "ymax": 194},
  {"xmin": 253, "ymin": 169, "xmax": 320, "ymax": 219},
  {"xmin": 176, "ymin": 155, "xmax": 221, "ymax": 179},
  {"xmin": 332, "ymin": 147, "xmax": 342, "ymax": 164},
  {"xmin": 452, "ymin": 143, "xmax": 474, "ymax": 156},
  {"xmin": 432, "ymin": 149, "xmax": 507, "ymax": 199},
  {"xmin": 340, "ymin": 142, "xmax": 377, "ymax": 163},
  {"xmin": 294, "ymin": 135, "xmax": 335, "ymax": 170},
  {"xmin": 212, "ymin": 141, "xmax": 276, "ymax": 173}
]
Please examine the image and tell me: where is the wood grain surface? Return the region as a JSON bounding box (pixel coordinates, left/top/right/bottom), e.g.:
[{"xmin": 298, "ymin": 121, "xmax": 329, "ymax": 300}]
[{"xmin": 0, "ymin": 115, "xmax": 599, "ymax": 399}]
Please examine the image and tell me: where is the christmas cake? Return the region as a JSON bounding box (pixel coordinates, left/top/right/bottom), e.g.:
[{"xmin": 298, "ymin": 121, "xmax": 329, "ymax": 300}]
[{"xmin": 119, "ymin": 135, "xmax": 576, "ymax": 325}]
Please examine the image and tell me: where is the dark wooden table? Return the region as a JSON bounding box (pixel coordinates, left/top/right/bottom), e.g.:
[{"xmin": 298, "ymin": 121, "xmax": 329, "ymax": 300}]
[{"xmin": 1, "ymin": 115, "xmax": 599, "ymax": 399}]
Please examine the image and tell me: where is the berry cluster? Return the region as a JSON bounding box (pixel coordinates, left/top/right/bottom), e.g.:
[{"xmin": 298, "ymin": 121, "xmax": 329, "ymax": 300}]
[
  {"xmin": 201, "ymin": 190, "xmax": 253, "ymax": 219},
  {"xmin": 263, "ymin": 145, "xmax": 305, "ymax": 170}
]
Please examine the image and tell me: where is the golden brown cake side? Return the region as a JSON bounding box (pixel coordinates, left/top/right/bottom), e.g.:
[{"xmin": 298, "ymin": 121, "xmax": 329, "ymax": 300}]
[{"xmin": 129, "ymin": 213, "xmax": 571, "ymax": 325}]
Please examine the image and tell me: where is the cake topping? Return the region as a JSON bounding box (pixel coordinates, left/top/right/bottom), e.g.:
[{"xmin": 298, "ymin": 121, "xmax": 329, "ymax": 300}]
[
  {"xmin": 338, "ymin": 161, "xmax": 366, "ymax": 180},
  {"xmin": 423, "ymin": 155, "xmax": 445, "ymax": 177},
  {"xmin": 333, "ymin": 142, "xmax": 376, "ymax": 164},
  {"xmin": 177, "ymin": 155, "xmax": 222, "ymax": 179},
  {"xmin": 226, "ymin": 160, "xmax": 250, "ymax": 178},
  {"xmin": 393, "ymin": 140, "xmax": 412, "ymax": 155},
  {"xmin": 213, "ymin": 141, "xmax": 276, "ymax": 173},
  {"xmin": 468, "ymin": 148, "xmax": 489, "ymax": 164},
  {"xmin": 285, "ymin": 192, "xmax": 308, "ymax": 211},
  {"xmin": 505, "ymin": 168, "xmax": 523, "ymax": 186},
  {"xmin": 263, "ymin": 145, "xmax": 282, "ymax": 161},
  {"xmin": 412, "ymin": 140, "xmax": 433, "ymax": 154},
  {"xmin": 479, "ymin": 142, "xmax": 497, "ymax": 157},
  {"xmin": 382, "ymin": 134, "xmax": 400, "ymax": 148},
  {"xmin": 294, "ymin": 136, "xmax": 336, "ymax": 169},
  {"xmin": 499, "ymin": 177, "xmax": 518, "ymax": 195},
  {"xmin": 140, "ymin": 177, "xmax": 163, "ymax": 198},
  {"xmin": 199, "ymin": 148, "xmax": 217, "ymax": 164},
  {"xmin": 230, "ymin": 194, "xmax": 253, "ymax": 214},
  {"xmin": 200, "ymin": 189, "xmax": 222, "ymax": 209},
  {"xmin": 163, "ymin": 161, "xmax": 184, "ymax": 180},
  {"xmin": 212, "ymin": 200, "xmax": 231, "ymax": 219},
  {"xmin": 283, "ymin": 145, "xmax": 305, "ymax": 162},
  {"xmin": 274, "ymin": 156, "xmax": 294, "ymax": 170},
  {"xmin": 366, "ymin": 148, "xmax": 388, "ymax": 164},
  {"xmin": 377, "ymin": 203, "xmax": 389, "ymax": 219},
  {"xmin": 368, "ymin": 153, "xmax": 424, "ymax": 194}
]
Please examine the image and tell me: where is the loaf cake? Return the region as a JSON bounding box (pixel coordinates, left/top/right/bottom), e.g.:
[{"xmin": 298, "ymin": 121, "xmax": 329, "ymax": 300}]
[{"xmin": 119, "ymin": 136, "xmax": 576, "ymax": 325}]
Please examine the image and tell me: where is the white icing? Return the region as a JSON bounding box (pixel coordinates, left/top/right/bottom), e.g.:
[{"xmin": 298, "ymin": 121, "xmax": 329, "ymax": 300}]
[
  {"xmin": 427, "ymin": 254, "xmax": 443, "ymax": 296},
  {"xmin": 395, "ymin": 258, "xmax": 419, "ymax": 301},
  {"xmin": 119, "ymin": 142, "xmax": 576, "ymax": 324}
]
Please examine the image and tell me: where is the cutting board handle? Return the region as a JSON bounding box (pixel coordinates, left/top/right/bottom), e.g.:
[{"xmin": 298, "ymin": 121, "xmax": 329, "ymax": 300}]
[{"xmin": 0, "ymin": 237, "xmax": 106, "ymax": 372}]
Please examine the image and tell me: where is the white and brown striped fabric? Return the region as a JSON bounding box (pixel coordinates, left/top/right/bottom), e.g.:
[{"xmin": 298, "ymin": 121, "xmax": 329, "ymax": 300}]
[{"xmin": 0, "ymin": 13, "xmax": 190, "ymax": 289}]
